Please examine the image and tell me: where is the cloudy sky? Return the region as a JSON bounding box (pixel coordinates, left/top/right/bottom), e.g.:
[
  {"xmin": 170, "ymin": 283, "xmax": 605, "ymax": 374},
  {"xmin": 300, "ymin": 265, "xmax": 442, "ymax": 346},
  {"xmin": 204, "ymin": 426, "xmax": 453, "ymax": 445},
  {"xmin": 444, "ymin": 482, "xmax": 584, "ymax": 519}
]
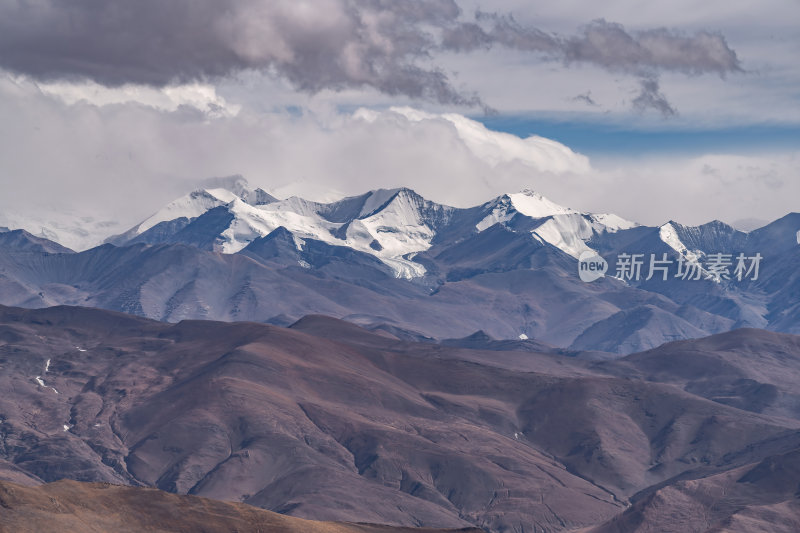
[{"xmin": 0, "ymin": 0, "xmax": 798, "ymax": 235}]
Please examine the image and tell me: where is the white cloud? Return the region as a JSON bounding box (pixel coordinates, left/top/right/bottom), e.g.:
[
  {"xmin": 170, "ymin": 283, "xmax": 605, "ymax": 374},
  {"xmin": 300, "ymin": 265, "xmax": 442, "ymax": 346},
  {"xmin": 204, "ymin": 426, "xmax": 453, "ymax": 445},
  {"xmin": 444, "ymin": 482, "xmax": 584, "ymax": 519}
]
[
  {"xmin": 353, "ymin": 106, "xmax": 591, "ymax": 173},
  {"xmin": 37, "ymin": 80, "xmax": 241, "ymax": 117},
  {"xmin": 0, "ymin": 75, "xmax": 588, "ymax": 220},
  {"xmin": 540, "ymin": 151, "xmax": 800, "ymax": 226},
  {"xmin": 0, "ymin": 74, "xmax": 797, "ymax": 236}
]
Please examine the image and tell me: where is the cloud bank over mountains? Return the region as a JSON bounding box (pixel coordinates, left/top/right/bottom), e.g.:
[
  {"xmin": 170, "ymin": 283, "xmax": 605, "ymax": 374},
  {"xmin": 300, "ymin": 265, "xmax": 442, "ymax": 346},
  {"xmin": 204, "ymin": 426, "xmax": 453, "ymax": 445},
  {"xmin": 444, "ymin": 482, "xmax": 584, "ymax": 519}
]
[
  {"xmin": 0, "ymin": 0, "xmax": 796, "ymax": 230},
  {"xmin": 0, "ymin": 74, "xmax": 591, "ymax": 220},
  {"xmin": 1, "ymin": 70, "xmax": 796, "ymax": 229},
  {"xmin": 0, "ymin": 0, "xmax": 740, "ymax": 113}
]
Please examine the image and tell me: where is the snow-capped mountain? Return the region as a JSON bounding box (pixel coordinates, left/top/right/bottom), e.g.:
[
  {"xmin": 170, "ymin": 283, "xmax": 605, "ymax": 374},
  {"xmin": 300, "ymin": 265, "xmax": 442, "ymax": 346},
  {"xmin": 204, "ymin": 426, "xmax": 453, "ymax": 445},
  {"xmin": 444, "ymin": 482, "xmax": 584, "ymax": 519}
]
[
  {"xmin": 472, "ymin": 191, "xmax": 627, "ymax": 253},
  {"xmin": 1, "ymin": 180, "xmax": 798, "ymax": 353},
  {"xmin": 107, "ymin": 176, "xmax": 278, "ymax": 245},
  {"xmin": 106, "ymin": 180, "xmax": 637, "ymax": 278},
  {"xmin": 657, "ymin": 220, "xmax": 748, "ymax": 261},
  {"xmin": 3, "ymin": 174, "xmax": 792, "ymax": 286},
  {"xmin": 472, "ymin": 191, "xmax": 638, "ymax": 258},
  {"xmin": 112, "ymin": 184, "xmax": 456, "ymax": 278}
]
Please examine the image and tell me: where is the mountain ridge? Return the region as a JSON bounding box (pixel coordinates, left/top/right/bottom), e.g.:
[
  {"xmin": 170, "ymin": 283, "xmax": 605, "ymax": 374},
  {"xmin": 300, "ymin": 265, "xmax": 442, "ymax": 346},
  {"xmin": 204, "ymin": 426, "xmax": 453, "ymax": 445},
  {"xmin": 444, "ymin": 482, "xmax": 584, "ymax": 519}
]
[
  {"xmin": 2, "ymin": 303, "xmax": 800, "ymax": 531},
  {"xmin": 0, "ymin": 178, "xmax": 797, "ymax": 353}
]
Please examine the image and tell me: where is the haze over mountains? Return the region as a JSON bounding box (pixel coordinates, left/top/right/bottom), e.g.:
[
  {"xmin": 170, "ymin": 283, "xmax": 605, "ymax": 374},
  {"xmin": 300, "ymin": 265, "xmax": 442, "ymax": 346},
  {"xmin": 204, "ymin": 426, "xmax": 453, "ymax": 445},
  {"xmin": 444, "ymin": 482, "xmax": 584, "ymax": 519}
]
[
  {"xmin": 1, "ymin": 304, "xmax": 800, "ymax": 532},
  {"xmin": 0, "ymin": 176, "xmax": 797, "ymax": 353}
]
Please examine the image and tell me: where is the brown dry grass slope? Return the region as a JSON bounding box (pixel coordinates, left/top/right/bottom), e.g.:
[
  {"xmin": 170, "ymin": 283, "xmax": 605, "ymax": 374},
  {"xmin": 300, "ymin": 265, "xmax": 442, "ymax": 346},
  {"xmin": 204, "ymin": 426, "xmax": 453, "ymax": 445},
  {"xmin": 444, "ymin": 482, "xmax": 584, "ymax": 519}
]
[{"xmin": 0, "ymin": 479, "xmax": 482, "ymax": 533}]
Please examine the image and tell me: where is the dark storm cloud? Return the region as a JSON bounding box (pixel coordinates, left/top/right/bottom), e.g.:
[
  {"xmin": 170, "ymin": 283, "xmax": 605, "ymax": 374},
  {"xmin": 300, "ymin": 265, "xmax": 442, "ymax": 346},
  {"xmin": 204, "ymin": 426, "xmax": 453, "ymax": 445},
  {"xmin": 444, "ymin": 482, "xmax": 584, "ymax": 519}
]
[
  {"xmin": 0, "ymin": 1, "xmax": 740, "ymax": 109},
  {"xmin": 442, "ymin": 13, "xmax": 558, "ymax": 53},
  {"xmin": 442, "ymin": 15, "xmax": 740, "ymax": 115},
  {"xmin": 560, "ymin": 20, "xmax": 741, "ymax": 76},
  {"xmin": 0, "ymin": 0, "xmax": 484, "ymax": 106},
  {"xmin": 443, "ymin": 15, "xmax": 741, "ymax": 76},
  {"xmin": 633, "ymin": 77, "xmax": 678, "ymax": 117}
]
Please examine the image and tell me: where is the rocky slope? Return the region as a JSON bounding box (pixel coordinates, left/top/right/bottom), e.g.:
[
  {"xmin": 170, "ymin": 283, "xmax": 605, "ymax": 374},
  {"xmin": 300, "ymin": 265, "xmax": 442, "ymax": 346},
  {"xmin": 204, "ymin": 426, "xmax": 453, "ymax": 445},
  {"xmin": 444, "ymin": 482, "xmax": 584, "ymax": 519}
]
[
  {"xmin": 2, "ymin": 304, "xmax": 800, "ymax": 531},
  {"xmin": 0, "ymin": 479, "xmax": 482, "ymax": 533}
]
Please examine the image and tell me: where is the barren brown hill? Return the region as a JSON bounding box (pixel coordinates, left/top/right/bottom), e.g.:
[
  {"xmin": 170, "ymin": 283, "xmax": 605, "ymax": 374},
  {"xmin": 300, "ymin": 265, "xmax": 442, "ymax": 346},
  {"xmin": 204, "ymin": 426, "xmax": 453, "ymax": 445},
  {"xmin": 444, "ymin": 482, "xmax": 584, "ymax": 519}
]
[
  {"xmin": 2, "ymin": 305, "xmax": 800, "ymax": 532},
  {"xmin": 602, "ymin": 328, "xmax": 800, "ymax": 419},
  {"xmin": 587, "ymin": 448, "xmax": 800, "ymax": 533},
  {"xmin": 0, "ymin": 479, "xmax": 482, "ymax": 533}
]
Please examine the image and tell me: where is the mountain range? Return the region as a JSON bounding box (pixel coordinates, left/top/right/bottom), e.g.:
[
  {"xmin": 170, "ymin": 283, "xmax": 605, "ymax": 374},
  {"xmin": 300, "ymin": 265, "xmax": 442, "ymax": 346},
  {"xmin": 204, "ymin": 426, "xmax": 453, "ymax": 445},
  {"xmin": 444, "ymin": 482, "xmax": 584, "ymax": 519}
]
[
  {"xmin": 0, "ymin": 175, "xmax": 797, "ymax": 353},
  {"xmin": 1, "ymin": 304, "xmax": 799, "ymax": 532}
]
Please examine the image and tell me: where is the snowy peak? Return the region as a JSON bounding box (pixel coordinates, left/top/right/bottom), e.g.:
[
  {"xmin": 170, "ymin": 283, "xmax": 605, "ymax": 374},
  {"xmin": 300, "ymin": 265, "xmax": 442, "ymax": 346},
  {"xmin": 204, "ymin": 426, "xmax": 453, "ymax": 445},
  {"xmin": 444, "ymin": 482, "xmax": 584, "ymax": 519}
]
[
  {"xmin": 507, "ymin": 189, "xmax": 577, "ymax": 219},
  {"xmin": 659, "ymin": 222, "xmax": 691, "ymax": 257},
  {"xmin": 476, "ymin": 190, "xmax": 575, "ymax": 232},
  {"xmin": 134, "ymin": 189, "xmax": 231, "ymax": 235},
  {"xmin": 313, "ymin": 188, "xmax": 407, "ymax": 223},
  {"xmin": 324, "ymin": 187, "xmax": 451, "ymax": 224},
  {"xmin": 658, "ymin": 220, "xmax": 746, "ymax": 259},
  {"xmin": 121, "ymin": 182, "xmax": 639, "ymax": 266},
  {"xmin": 110, "ymin": 181, "xmax": 643, "ymax": 274},
  {"xmin": 368, "ymin": 188, "xmax": 454, "ymax": 226},
  {"xmin": 528, "ymin": 212, "xmax": 637, "ymax": 259},
  {"xmin": 657, "ymin": 215, "xmax": 800, "ymax": 263},
  {"xmin": 357, "ymin": 188, "xmax": 407, "ymax": 218},
  {"xmin": 530, "ymin": 215, "xmax": 598, "ymax": 259},
  {"xmin": 198, "ymin": 175, "xmax": 276, "ymax": 205},
  {"xmin": 130, "ymin": 178, "xmax": 276, "ymax": 237},
  {"xmin": 10, "ymin": 176, "xmax": 799, "ymax": 292},
  {"xmin": 244, "ymin": 188, "xmax": 279, "ymax": 206},
  {"xmin": 118, "ymin": 184, "xmax": 450, "ymax": 278},
  {"xmin": 475, "ymin": 189, "xmax": 637, "ymax": 258},
  {"xmin": 340, "ymin": 188, "xmax": 455, "ymax": 279},
  {"xmin": 589, "ymin": 213, "xmax": 638, "ymax": 232}
]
